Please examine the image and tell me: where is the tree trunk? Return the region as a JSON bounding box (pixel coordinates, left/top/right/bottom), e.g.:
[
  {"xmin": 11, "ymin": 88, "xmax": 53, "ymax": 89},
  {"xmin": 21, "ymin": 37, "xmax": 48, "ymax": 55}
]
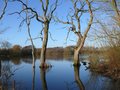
[
  {"xmin": 27, "ymin": 25, "xmax": 35, "ymax": 68},
  {"xmin": 74, "ymin": 49, "xmax": 80, "ymax": 66},
  {"xmin": 40, "ymin": 22, "xmax": 49, "ymax": 67},
  {"xmin": 74, "ymin": 38, "xmax": 85, "ymax": 65}
]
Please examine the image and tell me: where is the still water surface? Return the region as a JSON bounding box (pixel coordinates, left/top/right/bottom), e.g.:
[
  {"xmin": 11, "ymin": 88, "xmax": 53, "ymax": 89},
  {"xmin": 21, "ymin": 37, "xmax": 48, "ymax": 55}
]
[{"xmin": 0, "ymin": 57, "xmax": 119, "ymax": 90}]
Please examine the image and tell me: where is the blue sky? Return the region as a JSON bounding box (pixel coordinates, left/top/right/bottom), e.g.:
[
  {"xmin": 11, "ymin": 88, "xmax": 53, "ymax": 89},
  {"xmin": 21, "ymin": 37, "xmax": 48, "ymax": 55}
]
[{"xmin": 0, "ymin": 0, "xmax": 99, "ymax": 48}]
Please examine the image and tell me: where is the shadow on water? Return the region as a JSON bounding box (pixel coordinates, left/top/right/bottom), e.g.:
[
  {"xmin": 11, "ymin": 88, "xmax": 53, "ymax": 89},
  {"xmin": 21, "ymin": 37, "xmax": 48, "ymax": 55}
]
[{"xmin": 74, "ymin": 66, "xmax": 85, "ymax": 90}]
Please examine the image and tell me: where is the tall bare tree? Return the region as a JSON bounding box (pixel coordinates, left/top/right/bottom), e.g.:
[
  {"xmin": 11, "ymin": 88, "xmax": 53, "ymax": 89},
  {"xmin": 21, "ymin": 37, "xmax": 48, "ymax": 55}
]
[
  {"xmin": 12, "ymin": 0, "xmax": 58, "ymax": 68},
  {"xmin": 56, "ymin": 0, "xmax": 93, "ymax": 65},
  {"xmin": 24, "ymin": 0, "xmax": 35, "ymax": 68}
]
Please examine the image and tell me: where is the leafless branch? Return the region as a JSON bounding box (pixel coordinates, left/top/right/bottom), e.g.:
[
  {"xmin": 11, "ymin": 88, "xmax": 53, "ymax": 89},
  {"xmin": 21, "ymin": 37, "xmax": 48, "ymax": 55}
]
[
  {"xmin": 0, "ymin": 27, "xmax": 9, "ymax": 34},
  {"xmin": 49, "ymin": 0, "xmax": 58, "ymax": 21},
  {"xmin": 83, "ymin": 0, "xmax": 93, "ymax": 39},
  {"xmin": 40, "ymin": 0, "xmax": 45, "ymax": 12},
  {"xmin": 13, "ymin": 0, "xmax": 44, "ymax": 23},
  {"xmin": 26, "ymin": 36, "xmax": 43, "ymax": 43},
  {"xmin": 48, "ymin": 31, "xmax": 57, "ymax": 41},
  {"xmin": 0, "ymin": 0, "xmax": 8, "ymax": 20}
]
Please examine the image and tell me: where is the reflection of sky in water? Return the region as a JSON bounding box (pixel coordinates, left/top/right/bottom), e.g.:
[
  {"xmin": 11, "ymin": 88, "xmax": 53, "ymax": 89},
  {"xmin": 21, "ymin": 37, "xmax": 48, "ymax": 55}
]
[{"xmin": 0, "ymin": 59, "xmax": 118, "ymax": 90}]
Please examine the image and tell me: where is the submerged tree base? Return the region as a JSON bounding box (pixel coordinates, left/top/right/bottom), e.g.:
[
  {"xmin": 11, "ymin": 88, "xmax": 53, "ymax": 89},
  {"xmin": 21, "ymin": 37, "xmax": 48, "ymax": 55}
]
[
  {"xmin": 33, "ymin": 65, "xmax": 35, "ymax": 68},
  {"xmin": 39, "ymin": 63, "xmax": 52, "ymax": 69},
  {"xmin": 73, "ymin": 63, "xmax": 81, "ymax": 67}
]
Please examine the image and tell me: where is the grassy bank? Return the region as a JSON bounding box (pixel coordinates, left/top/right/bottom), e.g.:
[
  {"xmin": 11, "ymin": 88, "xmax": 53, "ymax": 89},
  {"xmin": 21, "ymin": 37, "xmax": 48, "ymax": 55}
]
[{"xmin": 89, "ymin": 46, "xmax": 120, "ymax": 80}]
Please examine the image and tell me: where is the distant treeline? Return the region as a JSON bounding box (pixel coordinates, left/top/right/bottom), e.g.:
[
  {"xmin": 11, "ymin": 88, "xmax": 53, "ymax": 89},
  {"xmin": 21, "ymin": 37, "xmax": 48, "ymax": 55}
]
[{"xmin": 0, "ymin": 45, "xmax": 99, "ymax": 59}]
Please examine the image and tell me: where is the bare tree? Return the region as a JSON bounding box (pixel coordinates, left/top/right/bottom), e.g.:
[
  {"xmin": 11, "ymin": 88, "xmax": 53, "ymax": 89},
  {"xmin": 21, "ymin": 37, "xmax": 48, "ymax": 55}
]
[
  {"xmin": 12, "ymin": 0, "xmax": 59, "ymax": 68},
  {"xmin": 56, "ymin": 0, "xmax": 93, "ymax": 65},
  {"xmin": 0, "ymin": 40, "xmax": 12, "ymax": 49},
  {"xmin": 24, "ymin": 0, "xmax": 35, "ymax": 68}
]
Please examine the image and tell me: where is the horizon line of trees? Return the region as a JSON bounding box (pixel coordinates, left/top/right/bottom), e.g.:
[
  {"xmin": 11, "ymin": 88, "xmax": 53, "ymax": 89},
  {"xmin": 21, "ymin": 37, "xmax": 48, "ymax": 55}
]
[{"xmin": 0, "ymin": 43, "xmax": 99, "ymax": 58}]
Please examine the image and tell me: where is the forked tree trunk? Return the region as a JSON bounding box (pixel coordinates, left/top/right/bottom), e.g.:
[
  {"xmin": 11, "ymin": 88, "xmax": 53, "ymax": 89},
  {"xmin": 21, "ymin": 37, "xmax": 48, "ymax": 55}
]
[
  {"xmin": 73, "ymin": 38, "xmax": 84, "ymax": 66},
  {"xmin": 40, "ymin": 22, "xmax": 49, "ymax": 67}
]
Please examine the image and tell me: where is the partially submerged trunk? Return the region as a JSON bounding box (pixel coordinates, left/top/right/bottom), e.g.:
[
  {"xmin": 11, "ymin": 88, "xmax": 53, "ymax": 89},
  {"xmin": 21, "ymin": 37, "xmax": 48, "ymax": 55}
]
[
  {"xmin": 74, "ymin": 66, "xmax": 85, "ymax": 90},
  {"xmin": 27, "ymin": 26, "xmax": 35, "ymax": 68},
  {"xmin": 40, "ymin": 22, "xmax": 49, "ymax": 68},
  {"xmin": 73, "ymin": 0, "xmax": 93, "ymax": 65},
  {"xmin": 74, "ymin": 49, "xmax": 80, "ymax": 66},
  {"xmin": 25, "ymin": 0, "xmax": 35, "ymax": 68},
  {"xmin": 73, "ymin": 38, "xmax": 84, "ymax": 66}
]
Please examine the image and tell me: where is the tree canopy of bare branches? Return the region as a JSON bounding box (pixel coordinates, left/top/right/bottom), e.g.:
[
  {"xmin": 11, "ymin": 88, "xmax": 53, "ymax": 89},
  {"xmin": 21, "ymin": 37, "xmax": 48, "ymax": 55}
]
[
  {"xmin": 56, "ymin": 0, "xmax": 94, "ymax": 65},
  {"xmin": 12, "ymin": 0, "xmax": 59, "ymax": 68}
]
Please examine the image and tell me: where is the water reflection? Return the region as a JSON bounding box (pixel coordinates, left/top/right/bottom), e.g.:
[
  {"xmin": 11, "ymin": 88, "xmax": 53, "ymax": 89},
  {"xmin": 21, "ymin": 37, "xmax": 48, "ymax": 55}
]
[
  {"xmin": 32, "ymin": 67, "xmax": 35, "ymax": 90},
  {"xmin": 0, "ymin": 57, "xmax": 120, "ymax": 90},
  {"xmin": 0, "ymin": 60, "xmax": 16, "ymax": 89},
  {"xmin": 40, "ymin": 68, "xmax": 48, "ymax": 90},
  {"xmin": 0, "ymin": 60, "xmax": 1, "ymax": 77},
  {"xmin": 11, "ymin": 57, "xmax": 21, "ymax": 65},
  {"xmin": 74, "ymin": 66, "xmax": 85, "ymax": 90}
]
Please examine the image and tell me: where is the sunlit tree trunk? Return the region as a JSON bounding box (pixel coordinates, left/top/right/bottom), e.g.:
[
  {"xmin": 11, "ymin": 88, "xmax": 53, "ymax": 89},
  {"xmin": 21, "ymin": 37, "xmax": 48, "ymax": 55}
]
[
  {"xmin": 74, "ymin": 49, "xmax": 80, "ymax": 65},
  {"xmin": 74, "ymin": 38, "xmax": 83, "ymax": 65},
  {"xmin": 40, "ymin": 22, "xmax": 49, "ymax": 67}
]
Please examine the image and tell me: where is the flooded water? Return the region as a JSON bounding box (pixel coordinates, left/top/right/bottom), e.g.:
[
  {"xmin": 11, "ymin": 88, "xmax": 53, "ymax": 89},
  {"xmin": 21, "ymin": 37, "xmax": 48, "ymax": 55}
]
[{"xmin": 0, "ymin": 57, "xmax": 120, "ymax": 90}]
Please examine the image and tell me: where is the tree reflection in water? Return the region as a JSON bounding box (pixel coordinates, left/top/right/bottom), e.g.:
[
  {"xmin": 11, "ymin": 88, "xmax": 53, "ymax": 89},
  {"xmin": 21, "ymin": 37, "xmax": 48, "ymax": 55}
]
[
  {"xmin": 40, "ymin": 68, "xmax": 48, "ymax": 90},
  {"xmin": 74, "ymin": 66, "xmax": 85, "ymax": 90},
  {"xmin": 0, "ymin": 60, "xmax": 14, "ymax": 89},
  {"xmin": 0, "ymin": 60, "xmax": 20, "ymax": 90},
  {"xmin": 32, "ymin": 67, "xmax": 35, "ymax": 90}
]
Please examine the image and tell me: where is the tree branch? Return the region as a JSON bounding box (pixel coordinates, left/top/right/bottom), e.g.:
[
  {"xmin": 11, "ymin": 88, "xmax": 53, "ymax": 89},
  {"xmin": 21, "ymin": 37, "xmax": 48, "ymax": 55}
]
[
  {"xmin": 80, "ymin": 0, "xmax": 93, "ymax": 50},
  {"xmin": 40, "ymin": 0, "xmax": 45, "ymax": 12},
  {"xmin": 0, "ymin": 0, "xmax": 8, "ymax": 20},
  {"xmin": 49, "ymin": 0, "xmax": 58, "ymax": 21},
  {"xmin": 13, "ymin": 0, "xmax": 44, "ymax": 23}
]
